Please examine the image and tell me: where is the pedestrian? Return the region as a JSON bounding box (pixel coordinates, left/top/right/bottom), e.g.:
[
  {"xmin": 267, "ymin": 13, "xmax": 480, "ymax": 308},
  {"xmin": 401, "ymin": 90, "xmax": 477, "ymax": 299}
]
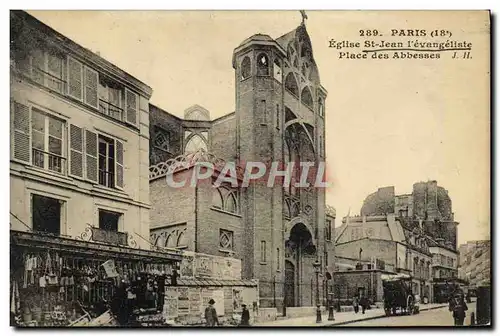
[
  {"xmin": 205, "ymin": 299, "xmax": 219, "ymax": 326},
  {"xmin": 449, "ymin": 292, "xmax": 468, "ymax": 326},
  {"xmin": 239, "ymin": 303, "xmax": 250, "ymax": 326},
  {"xmin": 360, "ymin": 295, "xmax": 368, "ymax": 314},
  {"xmin": 352, "ymin": 296, "xmax": 359, "ymax": 314}
]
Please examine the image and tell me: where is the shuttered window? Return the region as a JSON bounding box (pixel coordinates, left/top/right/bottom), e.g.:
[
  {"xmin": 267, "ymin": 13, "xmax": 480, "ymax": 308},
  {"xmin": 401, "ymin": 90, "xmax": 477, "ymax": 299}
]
[
  {"xmin": 85, "ymin": 130, "xmax": 98, "ymax": 183},
  {"xmin": 115, "ymin": 140, "xmax": 124, "ymax": 189},
  {"xmin": 69, "ymin": 124, "xmax": 84, "ymax": 178},
  {"xmin": 125, "ymin": 88, "xmax": 138, "ymax": 126},
  {"xmin": 84, "ymin": 67, "xmax": 98, "ymax": 108},
  {"xmin": 12, "ymin": 102, "xmax": 31, "ymax": 163},
  {"xmin": 68, "ymin": 56, "xmax": 83, "ymax": 100}
]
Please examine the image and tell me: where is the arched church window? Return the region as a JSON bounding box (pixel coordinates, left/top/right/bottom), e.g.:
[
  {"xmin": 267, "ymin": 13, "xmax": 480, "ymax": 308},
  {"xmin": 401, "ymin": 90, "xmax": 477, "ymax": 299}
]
[
  {"xmin": 285, "ymin": 72, "xmax": 299, "ymax": 97},
  {"xmin": 212, "ymin": 187, "xmax": 224, "ymax": 209},
  {"xmin": 301, "ymin": 86, "xmax": 313, "ymax": 109},
  {"xmin": 318, "ymin": 97, "xmax": 324, "ymax": 117},
  {"xmin": 257, "ymin": 53, "xmax": 270, "ymax": 76},
  {"xmin": 241, "ymin": 56, "xmax": 251, "ymax": 80},
  {"xmin": 212, "ymin": 186, "xmax": 239, "ymax": 214},
  {"xmin": 165, "ymin": 234, "xmax": 176, "ymax": 248},
  {"xmin": 177, "ymin": 231, "xmax": 186, "ymax": 247},
  {"xmin": 273, "ymin": 59, "xmax": 282, "ymax": 82},
  {"xmin": 225, "ymin": 192, "xmax": 238, "ymax": 214},
  {"xmin": 185, "ymin": 134, "xmax": 207, "ymax": 153}
]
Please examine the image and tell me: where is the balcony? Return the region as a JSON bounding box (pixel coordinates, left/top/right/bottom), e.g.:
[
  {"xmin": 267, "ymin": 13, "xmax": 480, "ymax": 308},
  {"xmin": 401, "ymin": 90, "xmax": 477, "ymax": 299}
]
[
  {"xmin": 98, "ymin": 99, "xmax": 123, "ymax": 122},
  {"xmin": 32, "ymin": 148, "xmax": 66, "ymax": 174},
  {"xmin": 91, "ymin": 227, "xmax": 128, "ymax": 246},
  {"xmin": 30, "ymin": 67, "xmax": 67, "ymax": 95},
  {"xmin": 99, "ymin": 169, "xmax": 115, "ymax": 188}
]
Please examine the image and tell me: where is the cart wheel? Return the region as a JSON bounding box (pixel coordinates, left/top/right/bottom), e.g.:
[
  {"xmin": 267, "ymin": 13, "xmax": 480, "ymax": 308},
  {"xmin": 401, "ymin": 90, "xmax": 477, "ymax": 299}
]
[{"xmin": 406, "ymin": 296, "xmax": 414, "ymax": 315}]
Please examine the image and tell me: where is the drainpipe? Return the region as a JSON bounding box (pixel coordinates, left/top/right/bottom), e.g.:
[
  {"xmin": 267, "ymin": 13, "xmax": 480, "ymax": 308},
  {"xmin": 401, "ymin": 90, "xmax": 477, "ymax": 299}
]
[{"xmin": 194, "ymin": 185, "xmax": 198, "ymax": 252}]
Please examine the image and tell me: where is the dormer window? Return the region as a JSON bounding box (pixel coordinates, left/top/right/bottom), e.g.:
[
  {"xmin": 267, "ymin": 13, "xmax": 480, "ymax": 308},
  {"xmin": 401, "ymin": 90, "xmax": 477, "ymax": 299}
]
[{"xmin": 257, "ymin": 53, "xmax": 269, "ymax": 76}]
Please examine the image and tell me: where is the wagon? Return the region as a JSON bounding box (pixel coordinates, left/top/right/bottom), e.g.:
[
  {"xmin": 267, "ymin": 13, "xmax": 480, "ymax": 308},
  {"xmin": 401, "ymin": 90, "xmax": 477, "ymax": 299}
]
[{"xmin": 381, "ymin": 274, "xmax": 419, "ymax": 316}]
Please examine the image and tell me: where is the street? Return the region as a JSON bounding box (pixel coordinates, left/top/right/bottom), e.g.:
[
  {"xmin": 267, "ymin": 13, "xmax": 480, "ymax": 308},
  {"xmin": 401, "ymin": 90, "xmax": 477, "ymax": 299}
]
[{"xmin": 345, "ymin": 303, "xmax": 477, "ymax": 327}]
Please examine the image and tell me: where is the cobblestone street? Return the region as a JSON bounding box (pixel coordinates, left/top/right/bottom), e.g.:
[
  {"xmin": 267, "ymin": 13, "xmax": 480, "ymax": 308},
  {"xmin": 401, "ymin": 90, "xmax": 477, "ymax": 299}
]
[{"xmin": 345, "ymin": 302, "xmax": 477, "ymax": 326}]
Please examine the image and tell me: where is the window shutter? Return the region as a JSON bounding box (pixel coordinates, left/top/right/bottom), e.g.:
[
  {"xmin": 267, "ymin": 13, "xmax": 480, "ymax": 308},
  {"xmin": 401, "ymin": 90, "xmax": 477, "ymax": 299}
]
[
  {"xmin": 32, "ymin": 49, "xmax": 45, "ymax": 85},
  {"xmin": 84, "ymin": 67, "xmax": 98, "ymax": 108},
  {"xmin": 12, "ymin": 102, "xmax": 31, "ymax": 164},
  {"xmin": 115, "ymin": 140, "xmax": 124, "ymax": 189},
  {"xmin": 125, "ymin": 88, "xmax": 138, "ymax": 126},
  {"xmin": 84, "ymin": 130, "xmax": 98, "ymax": 183},
  {"xmin": 67, "ymin": 56, "xmax": 83, "ymax": 100},
  {"xmin": 69, "ymin": 124, "xmax": 84, "ymax": 178}
]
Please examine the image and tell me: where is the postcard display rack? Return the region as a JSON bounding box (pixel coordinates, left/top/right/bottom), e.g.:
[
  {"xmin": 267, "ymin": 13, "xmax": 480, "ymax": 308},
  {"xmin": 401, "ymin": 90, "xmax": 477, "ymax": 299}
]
[{"xmin": 10, "ymin": 250, "xmax": 172, "ymax": 327}]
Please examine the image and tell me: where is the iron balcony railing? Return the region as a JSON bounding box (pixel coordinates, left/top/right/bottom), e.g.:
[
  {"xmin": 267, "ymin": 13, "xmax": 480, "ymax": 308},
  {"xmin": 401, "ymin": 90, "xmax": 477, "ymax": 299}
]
[
  {"xmin": 31, "ymin": 67, "xmax": 67, "ymax": 94},
  {"xmin": 98, "ymin": 169, "xmax": 115, "ymax": 188},
  {"xmin": 91, "ymin": 226, "xmax": 128, "ymax": 246},
  {"xmin": 32, "ymin": 148, "xmax": 66, "ymax": 174},
  {"xmin": 98, "ymin": 99, "xmax": 123, "ymax": 122}
]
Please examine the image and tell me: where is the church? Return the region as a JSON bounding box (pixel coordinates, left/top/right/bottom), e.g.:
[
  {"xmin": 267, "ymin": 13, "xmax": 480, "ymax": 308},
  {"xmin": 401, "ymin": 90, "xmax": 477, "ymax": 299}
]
[{"xmin": 148, "ymin": 19, "xmax": 334, "ymax": 310}]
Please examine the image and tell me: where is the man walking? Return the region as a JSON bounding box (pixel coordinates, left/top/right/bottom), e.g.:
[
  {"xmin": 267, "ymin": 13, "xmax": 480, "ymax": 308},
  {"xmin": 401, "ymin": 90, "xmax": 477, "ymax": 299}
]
[
  {"xmin": 449, "ymin": 292, "xmax": 468, "ymax": 326},
  {"xmin": 239, "ymin": 303, "xmax": 250, "ymax": 326},
  {"xmin": 353, "ymin": 295, "xmax": 360, "ymax": 314},
  {"xmin": 205, "ymin": 299, "xmax": 219, "ymax": 326}
]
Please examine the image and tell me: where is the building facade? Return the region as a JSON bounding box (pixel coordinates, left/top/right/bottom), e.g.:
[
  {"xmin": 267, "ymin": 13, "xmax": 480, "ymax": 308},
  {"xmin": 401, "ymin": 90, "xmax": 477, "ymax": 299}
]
[
  {"xmin": 148, "ymin": 22, "xmax": 332, "ymax": 310},
  {"xmin": 10, "ymin": 10, "xmax": 152, "ymax": 248},
  {"xmin": 458, "ymin": 240, "xmax": 491, "ymax": 288},
  {"xmin": 335, "ymin": 213, "xmax": 434, "ymax": 301},
  {"xmin": 10, "ymin": 11, "xmax": 183, "ymax": 326}
]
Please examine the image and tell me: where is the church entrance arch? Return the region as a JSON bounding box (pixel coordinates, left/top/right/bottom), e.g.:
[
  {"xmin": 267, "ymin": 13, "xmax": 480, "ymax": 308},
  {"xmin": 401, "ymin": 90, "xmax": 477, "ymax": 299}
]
[{"xmin": 284, "ymin": 222, "xmax": 316, "ymax": 307}]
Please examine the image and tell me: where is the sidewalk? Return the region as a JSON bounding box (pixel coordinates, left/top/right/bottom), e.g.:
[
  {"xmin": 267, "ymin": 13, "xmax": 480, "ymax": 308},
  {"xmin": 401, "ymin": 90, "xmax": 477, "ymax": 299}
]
[{"xmin": 254, "ymin": 303, "xmax": 448, "ymax": 327}]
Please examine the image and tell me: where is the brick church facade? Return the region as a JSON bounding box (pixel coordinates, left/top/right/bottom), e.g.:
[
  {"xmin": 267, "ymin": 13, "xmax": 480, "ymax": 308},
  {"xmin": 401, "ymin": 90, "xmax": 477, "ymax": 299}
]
[{"xmin": 148, "ymin": 23, "xmax": 334, "ymax": 309}]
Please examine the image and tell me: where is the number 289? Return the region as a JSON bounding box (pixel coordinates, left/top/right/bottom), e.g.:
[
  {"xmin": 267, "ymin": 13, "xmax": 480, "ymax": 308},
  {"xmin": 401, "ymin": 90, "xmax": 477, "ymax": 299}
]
[{"xmin": 359, "ymin": 30, "xmax": 379, "ymax": 37}]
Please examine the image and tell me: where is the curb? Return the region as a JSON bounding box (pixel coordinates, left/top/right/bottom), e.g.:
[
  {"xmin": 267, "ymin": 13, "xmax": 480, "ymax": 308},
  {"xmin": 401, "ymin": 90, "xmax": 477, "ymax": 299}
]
[{"xmin": 325, "ymin": 304, "xmax": 448, "ymax": 327}]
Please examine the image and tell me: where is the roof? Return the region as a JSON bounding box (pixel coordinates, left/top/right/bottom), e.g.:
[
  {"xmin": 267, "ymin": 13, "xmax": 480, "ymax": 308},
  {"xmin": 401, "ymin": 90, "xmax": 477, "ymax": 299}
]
[
  {"xmin": 149, "ymin": 148, "xmax": 246, "ymax": 181},
  {"xmin": 239, "ymin": 33, "xmax": 274, "ymax": 46},
  {"xmin": 12, "ymin": 10, "xmax": 153, "ymax": 98}
]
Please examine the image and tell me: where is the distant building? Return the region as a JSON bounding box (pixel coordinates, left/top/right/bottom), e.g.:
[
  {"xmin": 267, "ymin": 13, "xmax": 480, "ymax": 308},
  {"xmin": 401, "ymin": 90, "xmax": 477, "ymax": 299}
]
[
  {"xmin": 458, "ymin": 240, "xmax": 491, "ymax": 288},
  {"xmin": 334, "ymin": 181, "xmax": 460, "ymax": 303},
  {"xmin": 361, "ymin": 181, "xmax": 458, "ymax": 248},
  {"xmin": 335, "ymin": 213, "xmax": 433, "ymax": 301}
]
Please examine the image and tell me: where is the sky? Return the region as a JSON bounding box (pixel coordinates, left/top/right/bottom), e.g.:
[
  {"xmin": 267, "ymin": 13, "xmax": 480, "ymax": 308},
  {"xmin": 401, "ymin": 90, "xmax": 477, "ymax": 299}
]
[{"xmin": 27, "ymin": 10, "xmax": 491, "ymax": 244}]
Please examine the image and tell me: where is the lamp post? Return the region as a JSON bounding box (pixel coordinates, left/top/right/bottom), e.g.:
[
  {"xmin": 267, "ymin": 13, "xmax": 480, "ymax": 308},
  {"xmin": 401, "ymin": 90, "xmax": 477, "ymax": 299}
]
[{"xmin": 313, "ymin": 259, "xmax": 322, "ymax": 323}]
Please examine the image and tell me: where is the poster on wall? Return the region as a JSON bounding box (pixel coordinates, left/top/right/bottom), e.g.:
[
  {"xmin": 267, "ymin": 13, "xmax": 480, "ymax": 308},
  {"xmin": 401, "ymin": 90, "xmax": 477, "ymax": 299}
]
[
  {"xmin": 233, "ymin": 289, "xmax": 242, "ymax": 311},
  {"xmin": 180, "ymin": 255, "xmax": 194, "ymax": 278},
  {"xmin": 189, "ymin": 287, "xmax": 201, "ymax": 315},
  {"xmin": 164, "ymin": 287, "xmax": 178, "ymax": 318},
  {"xmin": 212, "ymin": 289, "xmax": 225, "ymax": 316},
  {"xmin": 200, "ymin": 288, "xmax": 214, "ymax": 315},
  {"xmin": 177, "ymin": 287, "xmax": 190, "ymax": 316},
  {"xmin": 196, "ymin": 256, "xmax": 213, "ymax": 277},
  {"xmin": 241, "ymin": 287, "xmax": 257, "ymax": 309},
  {"xmin": 212, "ymin": 258, "xmax": 223, "ymax": 278}
]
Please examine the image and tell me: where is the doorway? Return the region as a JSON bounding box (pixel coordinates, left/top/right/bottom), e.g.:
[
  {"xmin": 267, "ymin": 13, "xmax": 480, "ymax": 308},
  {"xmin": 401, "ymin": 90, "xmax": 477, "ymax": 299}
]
[{"xmin": 284, "ymin": 260, "xmax": 295, "ymax": 307}]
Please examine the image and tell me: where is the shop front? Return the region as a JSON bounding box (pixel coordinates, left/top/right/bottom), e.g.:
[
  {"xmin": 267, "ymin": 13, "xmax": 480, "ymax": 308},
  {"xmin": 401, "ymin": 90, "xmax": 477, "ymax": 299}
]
[{"xmin": 10, "ymin": 230, "xmax": 182, "ymax": 327}]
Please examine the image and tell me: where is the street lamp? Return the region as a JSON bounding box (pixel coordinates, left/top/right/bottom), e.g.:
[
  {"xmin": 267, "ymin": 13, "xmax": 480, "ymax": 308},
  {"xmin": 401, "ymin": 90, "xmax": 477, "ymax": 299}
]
[{"xmin": 313, "ymin": 259, "xmax": 322, "ymax": 323}]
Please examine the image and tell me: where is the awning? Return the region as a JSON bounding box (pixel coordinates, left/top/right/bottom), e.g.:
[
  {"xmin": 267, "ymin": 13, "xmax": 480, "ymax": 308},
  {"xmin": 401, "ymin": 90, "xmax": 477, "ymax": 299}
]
[
  {"xmin": 10, "ymin": 230, "xmax": 183, "ymax": 263},
  {"xmin": 335, "ymin": 262, "xmax": 356, "ymax": 269},
  {"xmin": 170, "ymin": 278, "xmax": 258, "ymax": 287}
]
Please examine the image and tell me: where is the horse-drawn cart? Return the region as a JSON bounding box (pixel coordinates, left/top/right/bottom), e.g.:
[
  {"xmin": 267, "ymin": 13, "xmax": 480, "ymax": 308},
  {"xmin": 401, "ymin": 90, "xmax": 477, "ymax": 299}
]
[{"xmin": 382, "ymin": 274, "xmax": 419, "ymax": 316}]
